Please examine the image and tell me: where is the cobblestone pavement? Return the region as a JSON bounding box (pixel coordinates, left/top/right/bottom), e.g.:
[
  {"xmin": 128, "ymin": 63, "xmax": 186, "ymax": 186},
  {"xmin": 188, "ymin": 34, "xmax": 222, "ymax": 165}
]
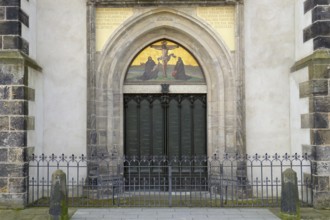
[{"xmin": 71, "ymin": 208, "xmax": 280, "ymax": 220}]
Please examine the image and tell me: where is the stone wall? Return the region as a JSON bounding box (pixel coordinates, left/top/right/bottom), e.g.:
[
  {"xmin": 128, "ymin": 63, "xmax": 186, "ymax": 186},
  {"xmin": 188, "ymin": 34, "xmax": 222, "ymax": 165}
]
[
  {"xmin": 304, "ymin": 0, "xmax": 330, "ymax": 50},
  {"xmin": 295, "ymin": 51, "xmax": 330, "ymax": 208},
  {"xmin": 0, "ymin": 0, "xmax": 29, "ymax": 55},
  {"xmin": 292, "ymin": 0, "xmax": 330, "ymax": 209},
  {"xmin": 0, "ymin": 0, "xmax": 41, "ymax": 209}
]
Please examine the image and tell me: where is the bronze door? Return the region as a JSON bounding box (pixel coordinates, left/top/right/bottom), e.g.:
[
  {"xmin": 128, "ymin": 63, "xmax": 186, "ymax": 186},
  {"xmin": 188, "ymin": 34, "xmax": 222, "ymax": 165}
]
[
  {"xmin": 124, "ymin": 94, "xmax": 207, "ymax": 190},
  {"xmin": 124, "ymin": 94, "xmax": 207, "ymax": 159}
]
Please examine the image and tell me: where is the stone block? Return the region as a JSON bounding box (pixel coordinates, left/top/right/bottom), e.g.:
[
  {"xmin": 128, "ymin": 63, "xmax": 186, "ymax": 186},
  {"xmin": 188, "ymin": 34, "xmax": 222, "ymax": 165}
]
[
  {"xmin": 312, "ymin": 6, "xmax": 330, "ymax": 22},
  {"xmin": 314, "ymin": 175, "xmax": 330, "ymax": 191},
  {"xmin": 309, "ymin": 63, "xmax": 330, "ymax": 79},
  {"xmin": 309, "ymin": 96, "xmax": 330, "ymax": 112},
  {"xmin": 314, "ymin": 36, "xmax": 330, "ymax": 50},
  {"xmin": 87, "ymin": 115, "xmax": 95, "ymax": 129},
  {"xmin": 313, "ymin": 191, "xmax": 330, "ymax": 209},
  {"xmin": 3, "ymin": 36, "xmax": 29, "ymax": 55},
  {"xmin": 0, "ymin": 100, "xmax": 28, "ymax": 115},
  {"xmin": 96, "ymin": 116, "xmax": 107, "ymax": 130},
  {"xmin": 6, "ymin": 6, "xmax": 19, "ymax": 20},
  {"xmin": 0, "ymin": 163, "xmax": 27, "ymax": 177},
  {"xmin": 8, "ymin": 147, "xmax": 25, "ymax": 162},
  {"xmin": 314, "ymin": 145, "xmax": 330, "ymax": 160},
  {"xmin": 304, "ymin": 145, "xmax": 330, "ymax": 160},
  {"xmin": 299, "ymin": 80, "xmax": 328, "ymax": 98},
  {"xmin": 0, "ymin": 193, "xmax": 26, "ymax": 209},
  {"xmin": 304, "ymin": 21, "xmax": 330, "ymax": 42},
  {"xmin": 0, "ymin": 131, "xmax": 27, "ymax": 147},
  {"xmin": 301, "ymin": 113, "xmax": 329, "ymax": 128},
  {"xmin": 87, "ymin": 130, "xmax": 97, "ymax": 145},
  {"xmin": 0, "ymin": 0, "xmax": 20, "ymax": 6},
  {"xmin": 11, "ymin": 86, "xmax": 35, "ymax": 100},
  {"xmin": 98, "ymin": 130, "xmax": 107, "ymax": 145},
  {"xmin": 0, "ymin": 86, "xmax": 10, "ymax": 99},
  {"xmin": 0, "ymin": 7, "xmax": 4, "ymax": 20},
  {"xmin": 0, "ymin": 148, "xmax": 7, "ymax": 161},
  {"xmin": 10, "ymin": 116, "xmax": 26, "ymax": 130},
  {"xmin": 8, "ymin": 177, "xmax": 26, "ymax": 193},
  {"xmin": 27, "ymin": 117, "xmax": 34, "ymax": 130},
  {"xmin": 19, "ymin": 9, "xmax": 29, "ymax": 27},
  {"xmin": 3, "ymin": 36, "xmax": 28, "ymax": 51},
  {"xmin": 0, "ymin": 178, "xmax": 7, "ymax": 193},
  {"xmin": 304, "ymin": 0, "xmax": 330, "ymax": 13},
  {"xmin": 0, "ymin": 116, "xmax": 9, "ymax": 130},
  {"xmin": 0, "ymin": 21, "xmax": 21, "ymax": 35},
  {"xmin": 312, "ymin": 161, "xmax": 330, "ymax": 175},
  {"xmin": 0, "ymin": 64, "xmax": 24, "ymax": 85},
  {"xmin": 311, "ymin": 129, "xmax": 330, "ymax": 145}
]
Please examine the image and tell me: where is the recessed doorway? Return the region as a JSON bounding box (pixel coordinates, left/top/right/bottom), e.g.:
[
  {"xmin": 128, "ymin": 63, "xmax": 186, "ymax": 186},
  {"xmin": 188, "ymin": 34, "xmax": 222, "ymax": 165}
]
[{"xmin": 124, "ymin": 93, "xmax": 207, "ymax": 159}]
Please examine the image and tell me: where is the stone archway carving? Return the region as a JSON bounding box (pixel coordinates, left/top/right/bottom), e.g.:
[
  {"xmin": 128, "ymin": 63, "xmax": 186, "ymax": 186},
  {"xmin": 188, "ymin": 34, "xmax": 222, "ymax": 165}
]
[{"xmin": 90, "ymin": 8, "xmax": 240, "ymax": 158}]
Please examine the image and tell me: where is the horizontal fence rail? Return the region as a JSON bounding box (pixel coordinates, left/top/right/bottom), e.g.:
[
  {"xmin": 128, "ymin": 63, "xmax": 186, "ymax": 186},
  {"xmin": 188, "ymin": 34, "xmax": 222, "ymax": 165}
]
[{"xmin": 28, "ymin": 153, "xmax": 313, "ymax": 207}]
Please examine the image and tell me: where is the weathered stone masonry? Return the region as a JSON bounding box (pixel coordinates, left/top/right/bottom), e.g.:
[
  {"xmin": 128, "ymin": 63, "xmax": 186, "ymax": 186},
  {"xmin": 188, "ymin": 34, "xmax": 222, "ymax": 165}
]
[
  {"xmin": 0, "ymin": 0, "xmax": 40, "ymax": 208},
  {"xmin": 0, "ymin": 0, "xmax": 29, "ymax": 54},
  {"xmin": 304, "ymin": 0, "xmax": 330, "ymax": 50},
  {"xmin": 296, "ymin": 0, "xmax": 330, "ymax": 209}
]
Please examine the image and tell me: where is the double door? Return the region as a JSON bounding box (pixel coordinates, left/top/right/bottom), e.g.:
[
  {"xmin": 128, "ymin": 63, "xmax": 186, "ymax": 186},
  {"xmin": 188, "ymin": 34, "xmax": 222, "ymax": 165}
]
[
  {"xmin": 124, "ymin": 93, "xmax": 207, "ymax": 159},
  {"xmin": 124, "ymin": 93, "xmax": 207, "ymax": 190}
]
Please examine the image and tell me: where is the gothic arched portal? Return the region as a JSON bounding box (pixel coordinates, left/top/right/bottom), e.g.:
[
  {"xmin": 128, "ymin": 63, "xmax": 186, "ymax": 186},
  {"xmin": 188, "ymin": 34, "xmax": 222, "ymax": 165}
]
[{"xmin": 88, "ymin": 7, "xmax": 244, "ymax": 159}]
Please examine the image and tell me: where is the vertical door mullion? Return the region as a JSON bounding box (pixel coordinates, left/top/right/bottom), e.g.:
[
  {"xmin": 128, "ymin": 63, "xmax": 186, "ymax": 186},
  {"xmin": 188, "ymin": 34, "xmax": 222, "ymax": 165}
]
[
  {"xmin": 149, "ymin": 96, "xmax": 153, "ymax": 157},
  {"xmin": 137, "ymin": 96, "xmax": 141, "ymax": 158},
  {"xmin": 190, "ymin": 95, "xmax": 195, "ymax": 158},
  {"xmin": 178, "ymin": 96, "xmax": 182, "ymax": 159}
]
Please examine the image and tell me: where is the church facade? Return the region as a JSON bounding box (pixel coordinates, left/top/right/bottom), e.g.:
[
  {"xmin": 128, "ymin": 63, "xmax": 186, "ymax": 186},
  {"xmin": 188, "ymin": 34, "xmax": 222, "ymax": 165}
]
[{"xmin": 0, "ymin": 0, "xmax": 330, "ymax": 208}]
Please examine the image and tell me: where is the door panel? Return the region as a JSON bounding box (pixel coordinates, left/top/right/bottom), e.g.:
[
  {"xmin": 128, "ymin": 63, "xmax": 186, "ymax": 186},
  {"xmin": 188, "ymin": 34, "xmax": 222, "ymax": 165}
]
[
  {"xmin": 167, "ymin": 98, "xmax": 180, "ymax": 158},
  {"xmin": 124, "ymin": 94, "xmax": 207, "ymax": 190},
  {"xmin": 125, "ymin": 99, "xmax": 139, "ymax": 157},
  {"xmin": 140, "ymin": 99, "xmax": 152, "ymax": 156},
  {"xmin": 124, "ymin": 94, "xmax": 206, "ymax": 159},
  {"xmin": 152, "ymin": 99, "xmax": 164, "ymax": 156}
]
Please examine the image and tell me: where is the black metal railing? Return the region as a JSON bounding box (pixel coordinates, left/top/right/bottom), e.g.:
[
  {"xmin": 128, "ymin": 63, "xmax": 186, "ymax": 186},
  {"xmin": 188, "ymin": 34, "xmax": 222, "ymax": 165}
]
[{"xmin": 27, "ymin": 153, "xmax": 313, "ymax": 207}]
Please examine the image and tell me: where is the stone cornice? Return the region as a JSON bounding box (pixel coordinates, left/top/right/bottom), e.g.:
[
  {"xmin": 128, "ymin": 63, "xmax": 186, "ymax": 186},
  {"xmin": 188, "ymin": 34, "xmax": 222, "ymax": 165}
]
[
  {"xmin": 291, "ymin": 50, "xmax": 330, "ymax": 73},
  {"xmin": 87, "ymin": 0, "xmax": 243, "ymax": 6},
  {"xmin": 0, "ymin": 51, "xmax": 42, "ymax": 71}
]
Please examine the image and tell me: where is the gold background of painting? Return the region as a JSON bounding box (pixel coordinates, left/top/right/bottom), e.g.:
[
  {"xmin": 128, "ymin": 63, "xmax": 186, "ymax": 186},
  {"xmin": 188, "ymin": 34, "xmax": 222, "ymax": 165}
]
[
  {"xmin": 197, "ymin": 6, "xmax": 236, "ymax": 51},
  {"xmin": 131, "ymin": 41, "xmax": 199, "ymax": 67},
  {"xmin": 95, "ymin": 7, "xmax": 236, "ymax": 52},
  {"xmin": 95, "ymin": 8, "xmax": 133, "ymax": 51}
]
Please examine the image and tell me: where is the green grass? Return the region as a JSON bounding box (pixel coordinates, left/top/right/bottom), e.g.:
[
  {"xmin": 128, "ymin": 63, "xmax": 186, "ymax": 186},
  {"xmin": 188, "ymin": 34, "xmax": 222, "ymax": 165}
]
[{"xmin": 30, "ymin": 195, "xmax": 287, "ymax": 208}]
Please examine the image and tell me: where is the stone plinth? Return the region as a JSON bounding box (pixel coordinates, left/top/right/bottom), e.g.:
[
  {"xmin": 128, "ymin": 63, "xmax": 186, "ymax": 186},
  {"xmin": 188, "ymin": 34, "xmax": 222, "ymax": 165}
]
[
  {"xmin": 49, "ymin": 170, "xmax": 68, "ymax": 220},
  {"xmin": 281, "ymin": 168, "xmax": 300, "ymax": 218}
]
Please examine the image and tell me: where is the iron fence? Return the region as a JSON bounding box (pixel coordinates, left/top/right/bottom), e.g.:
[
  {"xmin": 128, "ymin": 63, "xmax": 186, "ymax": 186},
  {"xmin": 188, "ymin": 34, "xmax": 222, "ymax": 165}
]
[{"xmin": 28, "ymin": 153, "xmax": 313, "ymax": 207}]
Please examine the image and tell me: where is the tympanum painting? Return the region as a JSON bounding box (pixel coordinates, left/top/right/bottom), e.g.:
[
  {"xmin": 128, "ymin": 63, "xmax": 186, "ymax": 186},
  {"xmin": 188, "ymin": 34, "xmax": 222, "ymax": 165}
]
[{"xmin": 125, "ymin": 40, "xmax": 205, "ymax": 84}]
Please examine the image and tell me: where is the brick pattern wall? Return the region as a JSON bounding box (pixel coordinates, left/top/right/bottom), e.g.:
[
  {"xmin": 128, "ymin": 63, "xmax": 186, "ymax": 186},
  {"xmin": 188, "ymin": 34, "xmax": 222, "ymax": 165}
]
[
  {"xmin": 304, "ymin": 0, "xmax": 330, "ymax": 50},
  {"xmin": 0, "ymin": 0, "xmax": 29, "ymax": 55},
  {"xmin": 301, "ymin": 0, "xmax": 330, "ymax": 209},
  {"xmin": 0, "ymin": 63, "xmax": 35, "ymax": 208},
  {"xmin": 0, "ymin": 0, "xmax": 33, "ymax": 208}
]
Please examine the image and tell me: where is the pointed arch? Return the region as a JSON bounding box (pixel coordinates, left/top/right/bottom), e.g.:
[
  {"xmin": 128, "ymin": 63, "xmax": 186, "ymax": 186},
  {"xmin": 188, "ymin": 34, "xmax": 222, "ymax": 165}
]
[{"xmin": 94, "ymin": 8, "xmax": 237, "ymax": 157}]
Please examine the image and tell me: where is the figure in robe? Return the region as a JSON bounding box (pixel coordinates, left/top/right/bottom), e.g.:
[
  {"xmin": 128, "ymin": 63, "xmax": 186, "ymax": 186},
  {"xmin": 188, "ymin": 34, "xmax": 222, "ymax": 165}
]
[
  {"xmin": 150, "ymin": 41, "xmax": 179, "ymax": 78},
  {"xmin": 137, "ymin": 56, "xmax": 159, "ymax": 80},
  {"xmin": 172, "ymin": 57, "xmax": 192, "ymax": 80}
]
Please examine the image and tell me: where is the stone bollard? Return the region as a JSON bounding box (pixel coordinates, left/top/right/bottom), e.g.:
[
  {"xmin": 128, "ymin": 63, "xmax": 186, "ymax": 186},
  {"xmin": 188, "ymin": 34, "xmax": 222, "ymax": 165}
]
[
  {"xmin": 281, "ymin": 168, "xmax": 300, "ymax": 219},
  {"xmin": 49, "ymin": 169, "xmax": 68, "ymax": 220}
]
